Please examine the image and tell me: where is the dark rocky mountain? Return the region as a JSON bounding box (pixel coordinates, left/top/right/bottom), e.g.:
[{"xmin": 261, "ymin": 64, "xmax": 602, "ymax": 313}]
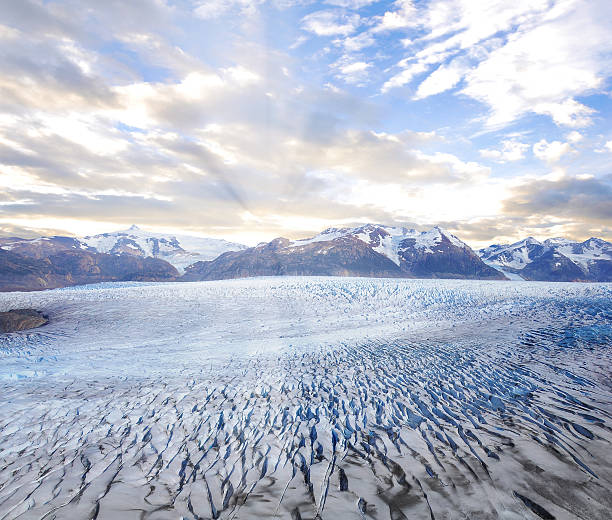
[
  {"xmin": 0, "ymin": 248, "xmax": 67, "ymax": 292},
  {"xmin": 183, "ymin": 225, "xmax": 505, "ymax": 281},
  {"xmin": 519, "ymin": 248, "xmax": 587, "ymax": 282},
  {"xmin": 479, "ymin": 236, "xmax": 612, "ymax": 281},
  {"xmin": 0, "ymin": 248, "xmax": 179, "ymax": 292},
  {"xmin": 0, "ymin": 309, "xmax": 49, "ymax": 332},
  {"xmin": 0, "ymin": 236, "xmax": 93, "ymax": 259},
  {"xmin": 183, "ymin": 236, "xmax": 404, "ymax": 280}
]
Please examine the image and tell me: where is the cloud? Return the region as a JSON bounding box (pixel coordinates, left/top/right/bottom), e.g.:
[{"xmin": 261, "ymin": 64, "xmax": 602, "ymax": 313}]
[
  {"xmin": 460, "ymin": 2, "xmax": 610, "ymax": 128},
  {"xmin": 193, "ymin": 0, "xmax": 265, "ymax": 19},
  {"xmin": 0, "ymin": 0, "xmax": 609, "ymax": 247},
  {"xmin": 436, "ymin": 216, "xmax": 540, "ymax": 247},
  {"xmin": 479, "ymin": 139, "xmax": 529, "ymax": 162},
  {"xmin": 566, "ymin": 131, "xmax": 583, "ymax": 143},
  {"xmin": 372, "ymin": 0, "xmax": 415, "ymax": 32},
  {"xmin": 0, "ymin": 223, "xmax": 67, "ymax": 239},
  {"xmin": 532, "ymin": 139, "xmax": 572, "ymax": 163},
  {"xmin": 301, "ymin": 10, "xmax": 361, "ymax": 36},
  {"xmin": 503, "ymin": 175, "xmax": 612, "ymax": 223},
  {"xmin": 333, "ymin": 59, "xmax": 371, "ymax": 84},
  {"xmin": 0, "ymin": 19, "xmax": 497, "ymax": 242},
  {"xmin": 381, "ymin": 62, "xmax": 428, "ymax": 93},
  {"xmin": 380, "ymin": 0, "xmax": 612, "ymax": 129},
  {"xmin": 334, "ymin": 31, "xmax": 376, "ymax": 52},
  {"xmin": 325, "ymin": 0, "xmax": 379, "ymax": 7},
  {"xmin": 413, "ymin": 60, "xmax": 466, "ymax": 99},
  {"xmin": 440, "ymin": 207, "xmax": 612, "ymax": 248}
]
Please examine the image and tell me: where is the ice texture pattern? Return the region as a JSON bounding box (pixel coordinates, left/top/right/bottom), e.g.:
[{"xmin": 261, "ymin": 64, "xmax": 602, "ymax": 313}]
[{"xmin": 0, "ymin": 278, "xmax": 611, "ymax": 519}]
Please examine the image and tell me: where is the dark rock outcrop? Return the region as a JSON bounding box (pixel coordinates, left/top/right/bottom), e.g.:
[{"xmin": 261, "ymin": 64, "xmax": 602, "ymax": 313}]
[
  {"xmin": 183, "ymin": 236, "xmax": 405, "ymax": 280},
  {"xmin": 397, "ymin": 233, "xmax": 504, "ymax": 279},
  {"xmin": 0, "ymin": 309, "xmax": 49, "ymax": 332},
  {"xmin": 520, "ymin": 249, "xmax": 587, "ymax": 282},
  {"xmin": 0, "ymin": 248, "xmax": 179, "ymax": 291},
  {"xmin": 0, "ymin": 236, "xmax": 94, "ymax": 259}
]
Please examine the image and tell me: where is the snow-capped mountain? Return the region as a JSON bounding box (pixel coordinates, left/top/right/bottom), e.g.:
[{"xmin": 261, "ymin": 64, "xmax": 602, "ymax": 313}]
[
  {"xmin": 3, "ymin": 224, "xmax": 611, "ymax": 290},
  {"xmin": 479, "ymin": 237, "xmax": 612, "ymax": 281},
  {"xmin": 0, "ymin": 226, "xmax": 247, "ymax": 290},
  {"xmin": 292, "ymin": 224, "xmax": 469, "ymax": 265},
  {"xmin": 80, "ymin": 225, "xmax": 247, "ymax": 272},
  {"xmin": 183, "ymin": 224, "xmax": 505, "ymax": 281}
]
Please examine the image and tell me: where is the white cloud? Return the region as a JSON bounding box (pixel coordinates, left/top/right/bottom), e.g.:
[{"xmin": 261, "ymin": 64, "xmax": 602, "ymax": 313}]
[
  {"xmin": 381, "ymin": 62, "xmax": 428, "ymax": 92},
  {"xmin": 533, "ymin": 99, "xmax": 596, "ymax": 128},
  {"xmin": 2, "ymin": 0, "xmax": 610, "ymax": 244},
  {"xmin": 222, "ymin": 66, "xmax": 260, "ymax": 87},
  {"xmin": 414, "ymin": 60, "xmax": 466, "ymax": 99},
  {"xmin": 325, "ymin": 0, "xmax": 379, "ymax": 7},
  {"xmin": 460, "ymin": 2, "xmax": 609, "ymax": 128},
  {"xmin": 532, "ymin": 139, "xmax": 572, "ymax": 163},
  {"xmin": 381, "ymin": 0, "xmax": 612, "ymax": 129},
  {"xmin": 333, "ymin": 60, "xmax": 371, "ymax": 83},
  {"xmin": 372, "ymin": 0, "xmax": 416, "ymax": 32},
  {"xmin": 301, "ymin": 10, "xmax": 361, "ymax": 36},
  {"xmin": 175, "ymin": 72, "xmax": 225, "ymax": 99},
  {"xmin": 0, "ymin": 24, "xmax": 20, "ymax": 39},
  {"xmin": 412, "ymin": 151, "xmax": 491, "ymax": 183},
  {"xmin": 566, "ymin": 130, "xmax": 583, "ymax": 143},
  {"xmin": 334, "ymin": 31, "xmax": 375, "ymax": 52},
  {"xmin": 35, "ymin": 114, "xmax": 128, "ymax": 156},
  {"xmin": 194, "ymin": 0, "xmax": 264, "ymax": 19},
  {"xmin": 479, "ymin": 139, "xmax": 529, "ymax": 162}
]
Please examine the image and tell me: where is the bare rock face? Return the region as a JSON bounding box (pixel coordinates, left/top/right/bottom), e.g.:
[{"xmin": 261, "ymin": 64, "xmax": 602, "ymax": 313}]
[
  {"xmin": 182, "ymin": 235, "xmax": 406, "ymax": 281},
  {"xmin": 0, "ymin": 247, "xmax": 179, "ymax": 291},
  {"xmin": 0, "ymin": 309, "xmax": 49, "ymax": 332}
]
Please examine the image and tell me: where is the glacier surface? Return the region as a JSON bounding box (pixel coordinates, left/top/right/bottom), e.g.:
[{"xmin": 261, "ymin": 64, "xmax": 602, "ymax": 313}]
[{"xmin": 0, "ymin": 278, "xmax": 611, "ymax": 519}]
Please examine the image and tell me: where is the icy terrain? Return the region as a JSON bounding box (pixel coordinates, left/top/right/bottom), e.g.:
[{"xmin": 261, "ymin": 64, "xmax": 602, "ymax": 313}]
[{"xmin": 0, "ymin": 278, "xmax": 611, "ymax": 519}]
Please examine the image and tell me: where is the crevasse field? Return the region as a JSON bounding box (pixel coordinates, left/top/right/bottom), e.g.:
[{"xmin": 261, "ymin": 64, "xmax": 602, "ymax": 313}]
[{"xmin": 1, "ymin": 278, "xmax": 611, "ymax": 520}]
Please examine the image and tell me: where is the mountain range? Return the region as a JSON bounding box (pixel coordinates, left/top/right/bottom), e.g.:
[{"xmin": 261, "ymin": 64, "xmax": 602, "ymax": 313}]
[
  {"xmin": 183, "ymin": 224, "xmax": 504, "ymax": 281},
  {"xmin": 0, "ymin": 224, "xmax": 610, "ymax": 291},
  {"xmin": 479, "ymin": 236, "xmax": 612, "ymax": 282}
]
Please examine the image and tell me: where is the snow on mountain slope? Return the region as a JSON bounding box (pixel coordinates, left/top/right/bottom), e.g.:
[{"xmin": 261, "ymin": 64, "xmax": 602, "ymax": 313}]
[
  {"xmin": 81, "ymin": 225, "xmax": 247, "ymax": 271},
  {"xmin": 548, "ymin": 237, "xmax": 612, "ymax": 270},
  {"xmin": 479, "ymin": 237, "xmax": 544, "ymax": 271},
  {"xmin": 479, "ymin": 236, "xmax": 612, "ymax": 281},
  {"xmin": 292, "ymin": 224, "xmax": 469, "ymax": 266}
]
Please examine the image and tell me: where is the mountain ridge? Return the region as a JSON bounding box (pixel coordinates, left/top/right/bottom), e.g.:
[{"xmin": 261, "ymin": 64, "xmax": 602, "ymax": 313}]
[
  {"xmin": 0, "ymin": 226, "xmax": 247, "ymax": 273},
  {"xmin": 1, "ymin": 223, "xmax": 611, "ymax": 291},
  {"xmin": 478, "ymin": 235, "xmax": 612, "ymax": 282},
  {"xmin": 183, "ymin": 224, "xmax": 505, "ymax": 282}
]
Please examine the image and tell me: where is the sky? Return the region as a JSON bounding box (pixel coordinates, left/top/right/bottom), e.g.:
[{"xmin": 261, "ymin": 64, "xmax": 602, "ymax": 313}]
[{"xmin": 1, "ymin": 0, "xmax": 611, "ymax": 248}]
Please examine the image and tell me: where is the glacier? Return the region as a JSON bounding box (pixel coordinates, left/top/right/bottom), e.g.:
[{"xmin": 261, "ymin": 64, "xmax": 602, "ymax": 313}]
[{"xmin": 0, "ymin": 278, "xmax": 611, "ymax": 519}]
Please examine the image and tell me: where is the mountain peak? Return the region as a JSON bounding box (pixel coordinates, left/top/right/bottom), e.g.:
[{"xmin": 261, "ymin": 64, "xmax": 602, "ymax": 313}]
[{"xmin": 128, "ymin": 225, "xmax": 140, "ymax": 231}]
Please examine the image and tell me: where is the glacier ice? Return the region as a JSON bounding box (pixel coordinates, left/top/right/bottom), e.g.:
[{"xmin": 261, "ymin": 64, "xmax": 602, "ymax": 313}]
[{"xmin": 0, "ymin": 277, "xmax": 611, "ymax": 519}]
